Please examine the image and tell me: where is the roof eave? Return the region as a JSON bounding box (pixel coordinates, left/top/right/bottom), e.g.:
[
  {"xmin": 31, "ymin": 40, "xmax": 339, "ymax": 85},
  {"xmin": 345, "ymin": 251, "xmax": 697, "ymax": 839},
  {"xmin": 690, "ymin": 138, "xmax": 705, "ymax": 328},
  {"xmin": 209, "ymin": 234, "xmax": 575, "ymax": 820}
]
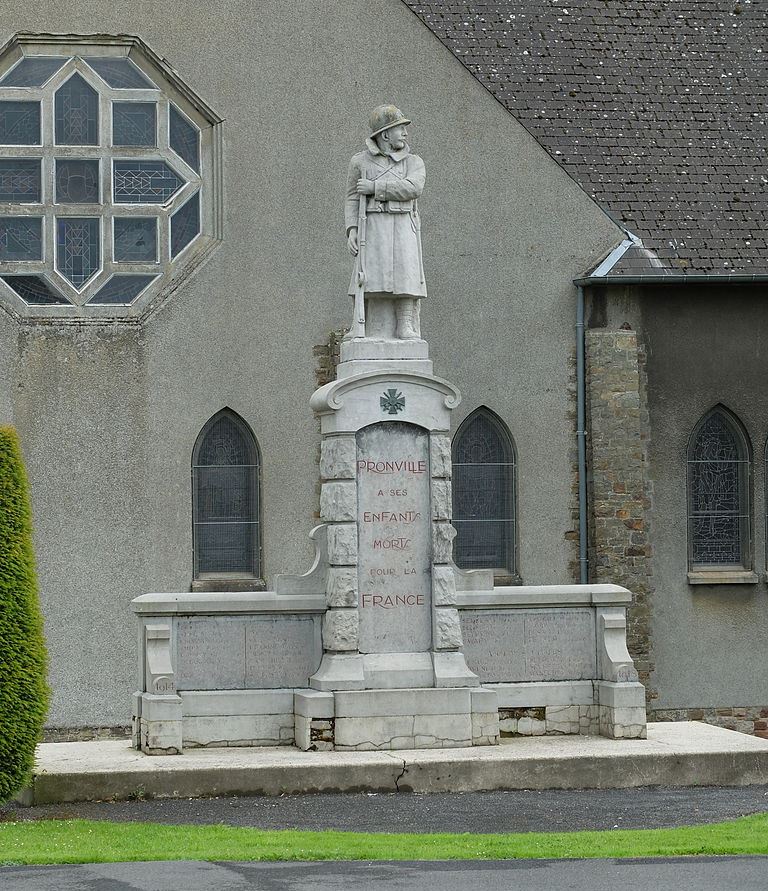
[{"xmin": 574, "ymin": 273, "xmax": 768, "ymax": 286}]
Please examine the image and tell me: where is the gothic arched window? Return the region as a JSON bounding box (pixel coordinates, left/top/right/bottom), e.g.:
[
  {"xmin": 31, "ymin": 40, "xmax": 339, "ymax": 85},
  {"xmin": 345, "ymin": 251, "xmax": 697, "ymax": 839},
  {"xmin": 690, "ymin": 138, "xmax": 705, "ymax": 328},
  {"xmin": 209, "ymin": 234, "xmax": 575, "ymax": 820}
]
[
  {"xmin": 192, "ymin": 410, "xmax": 261, "ymax": 579},
  {"xmin": 687, "ymin": 406, "xmax": 751, "ymax": 570},
  {"xmin": 452, "ymin": 407, "xmax": 517, "ymax": 576}
]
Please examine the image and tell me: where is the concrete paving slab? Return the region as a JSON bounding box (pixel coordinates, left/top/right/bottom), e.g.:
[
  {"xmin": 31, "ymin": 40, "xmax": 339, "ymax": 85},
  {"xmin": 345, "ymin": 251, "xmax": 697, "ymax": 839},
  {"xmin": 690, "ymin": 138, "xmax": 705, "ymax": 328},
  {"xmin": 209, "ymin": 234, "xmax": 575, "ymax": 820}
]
[{"xmin": 20, "ymin": 722, "xmax": 768, "ymax": 805}]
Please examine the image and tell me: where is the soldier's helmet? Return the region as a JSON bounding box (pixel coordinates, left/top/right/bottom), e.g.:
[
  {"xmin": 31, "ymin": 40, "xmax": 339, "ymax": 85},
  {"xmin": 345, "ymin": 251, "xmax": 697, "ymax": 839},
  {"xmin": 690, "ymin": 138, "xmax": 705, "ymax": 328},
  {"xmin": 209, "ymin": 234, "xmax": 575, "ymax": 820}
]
[{"xmin": 369, "ymin": 105, "xmax": 411, "ymax": 138}]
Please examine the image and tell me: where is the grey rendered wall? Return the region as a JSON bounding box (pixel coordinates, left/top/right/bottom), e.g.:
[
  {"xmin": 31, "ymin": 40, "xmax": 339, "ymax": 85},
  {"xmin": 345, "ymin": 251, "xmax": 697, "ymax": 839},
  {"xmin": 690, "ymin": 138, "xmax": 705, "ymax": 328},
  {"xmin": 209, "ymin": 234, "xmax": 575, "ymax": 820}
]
[
  {"xmin": 0, "ymin": 307, "xmax": 15, "ymax": 424},
  {"xmin": 632, "ymin": 286, "xmax": 768, "ymax": 709},
  {"xmin": 0, "ymin": 0, "xmax": 621, "ymax": 726}
]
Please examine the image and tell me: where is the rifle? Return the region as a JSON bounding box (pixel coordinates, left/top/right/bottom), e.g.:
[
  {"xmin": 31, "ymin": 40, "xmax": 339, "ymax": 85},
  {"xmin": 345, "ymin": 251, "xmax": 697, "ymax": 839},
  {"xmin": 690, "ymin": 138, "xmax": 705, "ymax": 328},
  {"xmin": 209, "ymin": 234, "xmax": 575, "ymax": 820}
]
[{"xmin": 350, "ymin": 191, "xmax": 367, "ymax": 338}]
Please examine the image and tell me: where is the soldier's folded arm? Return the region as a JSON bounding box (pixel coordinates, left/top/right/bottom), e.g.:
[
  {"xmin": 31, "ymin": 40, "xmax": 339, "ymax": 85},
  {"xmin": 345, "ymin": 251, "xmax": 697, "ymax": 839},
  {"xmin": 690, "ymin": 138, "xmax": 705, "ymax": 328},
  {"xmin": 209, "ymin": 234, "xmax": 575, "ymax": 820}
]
[{"xmin": 373, "ymin": 158, "xmax": 426, "ymax": 202}]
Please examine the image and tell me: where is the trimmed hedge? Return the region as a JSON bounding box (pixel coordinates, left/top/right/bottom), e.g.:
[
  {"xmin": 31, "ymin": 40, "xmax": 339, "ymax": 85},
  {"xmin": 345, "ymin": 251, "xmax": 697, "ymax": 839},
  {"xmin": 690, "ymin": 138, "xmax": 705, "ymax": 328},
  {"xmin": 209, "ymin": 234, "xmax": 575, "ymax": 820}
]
[{"xmin": 0, "ymin": 425, "xmax": 49, "ymax": 803}]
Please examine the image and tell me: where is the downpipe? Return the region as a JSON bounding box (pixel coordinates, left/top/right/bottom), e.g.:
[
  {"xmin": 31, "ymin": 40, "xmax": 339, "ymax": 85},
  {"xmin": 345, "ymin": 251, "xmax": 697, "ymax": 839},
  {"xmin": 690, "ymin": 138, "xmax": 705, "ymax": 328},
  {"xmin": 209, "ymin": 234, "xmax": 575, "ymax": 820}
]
[{"xmin": 576, "ymin": 285, "xmax": 588, "ymax": 584}]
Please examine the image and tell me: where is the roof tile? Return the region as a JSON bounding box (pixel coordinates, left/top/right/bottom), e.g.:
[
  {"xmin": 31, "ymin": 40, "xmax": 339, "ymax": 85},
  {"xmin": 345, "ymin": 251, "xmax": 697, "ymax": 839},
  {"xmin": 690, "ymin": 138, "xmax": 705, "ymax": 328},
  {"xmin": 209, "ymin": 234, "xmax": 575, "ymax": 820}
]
[{"xmin": 404, "ymin": 0, "xmax": 767, "ymax": 274}]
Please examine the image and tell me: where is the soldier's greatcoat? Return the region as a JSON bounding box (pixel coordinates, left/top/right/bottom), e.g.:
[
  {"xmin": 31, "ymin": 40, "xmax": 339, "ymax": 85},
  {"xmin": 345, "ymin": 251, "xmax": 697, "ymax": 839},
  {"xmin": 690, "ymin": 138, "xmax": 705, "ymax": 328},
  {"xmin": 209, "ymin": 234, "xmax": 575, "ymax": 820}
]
[{"xmin": 345, "ymin": 139, "xmax": 427, "ymax": 298}]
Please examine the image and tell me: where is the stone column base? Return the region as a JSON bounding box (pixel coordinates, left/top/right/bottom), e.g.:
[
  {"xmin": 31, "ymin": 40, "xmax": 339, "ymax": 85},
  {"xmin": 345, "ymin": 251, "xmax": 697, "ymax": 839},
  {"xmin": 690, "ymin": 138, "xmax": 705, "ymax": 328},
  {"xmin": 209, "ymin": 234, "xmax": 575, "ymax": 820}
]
[
  {"xmin": 136, "ymin": 692, "xmax": 183, "ymax": 755},
  {"xmin": 597, "ymin": 680, "xmax": 648, "ymax": 739},
  {"xmin": 310, "ymin": 651, "xmax": 478, "ymax": 692}
]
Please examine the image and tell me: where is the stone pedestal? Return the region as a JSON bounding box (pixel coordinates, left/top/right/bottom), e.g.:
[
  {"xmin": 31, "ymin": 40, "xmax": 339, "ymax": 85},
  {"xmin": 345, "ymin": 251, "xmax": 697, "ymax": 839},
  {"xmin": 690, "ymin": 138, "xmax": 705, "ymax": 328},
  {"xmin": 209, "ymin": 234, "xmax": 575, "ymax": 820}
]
[{"xmin": 300, "ymin": 335, "xmax": 499, "ymax": 750}]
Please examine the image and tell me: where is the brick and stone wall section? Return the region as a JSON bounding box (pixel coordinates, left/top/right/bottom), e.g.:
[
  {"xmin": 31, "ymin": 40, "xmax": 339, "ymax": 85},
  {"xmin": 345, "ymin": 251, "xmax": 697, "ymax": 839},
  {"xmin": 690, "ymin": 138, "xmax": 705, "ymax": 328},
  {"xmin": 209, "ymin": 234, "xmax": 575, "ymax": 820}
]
[
  {"xmin": 565, "ymin": 352, "xmax": 582, "ymax": 579},
  {"xmin": 585, "ymin": 328, "xmax": 656, "ymax": 704},
  {"xmin": 312, "ymin": 326, "xmax": 348, "ymax": 515},
  {"xmin": 313, "ymin": 327, "xmax": 347, "ymax": 389},
  {"xmin": 43, "ymin": 725, "xmax": 131, "ymax": 742},
  {"xmin": 651, "ymin": 707, "xmax": 768, "ymax": 739}
]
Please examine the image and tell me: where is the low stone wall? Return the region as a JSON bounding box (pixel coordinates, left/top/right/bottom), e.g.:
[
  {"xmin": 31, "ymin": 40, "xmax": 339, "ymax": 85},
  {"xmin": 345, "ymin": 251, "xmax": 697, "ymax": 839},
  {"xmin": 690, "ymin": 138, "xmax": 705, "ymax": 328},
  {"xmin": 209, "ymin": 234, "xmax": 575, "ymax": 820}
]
[
  {"xmin": 131, "ymin": 590, "xmax": 326, "ymax": 754},
  {"xmin": 131, "ymin": 577, "xmax": 647, "ymax": 753},
  {"xmin": 455, "ymin": 581, "xmax": 647, "ymax": 740},
  {"xmin": 42, "ymin": 725, "xmax": 131, "ymax": 743}
]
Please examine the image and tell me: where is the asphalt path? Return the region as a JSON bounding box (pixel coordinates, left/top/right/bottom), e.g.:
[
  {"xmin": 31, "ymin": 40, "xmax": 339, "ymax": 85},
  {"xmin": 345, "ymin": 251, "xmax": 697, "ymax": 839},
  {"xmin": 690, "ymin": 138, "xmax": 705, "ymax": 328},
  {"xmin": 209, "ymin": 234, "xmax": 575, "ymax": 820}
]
[
  {"xmin": 3, "ymin": 785, "xmax": 768, "ymax": 833},
  {"xmin": 3, "ymin": 857, "xmax": 767, "ymax": 890}
]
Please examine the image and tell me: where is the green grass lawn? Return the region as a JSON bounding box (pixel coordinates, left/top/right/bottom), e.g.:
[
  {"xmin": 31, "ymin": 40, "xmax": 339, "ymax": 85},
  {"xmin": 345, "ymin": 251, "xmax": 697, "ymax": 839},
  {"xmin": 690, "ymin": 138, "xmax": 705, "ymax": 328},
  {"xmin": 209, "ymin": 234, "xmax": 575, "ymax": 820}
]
[{"xmin": 0, "ymin": 813, "xmax": 767, "ymax": 865}]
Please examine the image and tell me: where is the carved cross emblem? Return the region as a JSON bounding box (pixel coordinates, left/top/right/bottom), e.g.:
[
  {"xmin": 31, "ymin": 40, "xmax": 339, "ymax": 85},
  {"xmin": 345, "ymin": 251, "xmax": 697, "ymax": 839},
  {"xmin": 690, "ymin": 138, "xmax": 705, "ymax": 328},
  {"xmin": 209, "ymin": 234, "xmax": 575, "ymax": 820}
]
[{"xmin": 380, "ymin": 388, "xmax": 405, "ymax": 415}]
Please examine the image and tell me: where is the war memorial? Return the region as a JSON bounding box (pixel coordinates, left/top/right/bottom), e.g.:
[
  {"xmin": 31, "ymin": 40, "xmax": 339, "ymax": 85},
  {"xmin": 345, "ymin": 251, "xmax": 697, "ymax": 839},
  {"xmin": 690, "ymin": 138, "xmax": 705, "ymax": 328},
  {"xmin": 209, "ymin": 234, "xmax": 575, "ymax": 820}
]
[{"xmin": 131, "ymin": 107, "xmax": 647, "ymax": 755}]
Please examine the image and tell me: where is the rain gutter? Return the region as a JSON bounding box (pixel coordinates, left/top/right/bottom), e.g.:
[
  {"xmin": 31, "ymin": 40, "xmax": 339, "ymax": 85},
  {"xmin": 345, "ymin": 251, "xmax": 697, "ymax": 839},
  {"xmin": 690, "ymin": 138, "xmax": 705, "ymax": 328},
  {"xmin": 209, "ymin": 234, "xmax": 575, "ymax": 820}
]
[{"xmin": 574, "ymin": 273, "xmax": 768, "ymax": 286}]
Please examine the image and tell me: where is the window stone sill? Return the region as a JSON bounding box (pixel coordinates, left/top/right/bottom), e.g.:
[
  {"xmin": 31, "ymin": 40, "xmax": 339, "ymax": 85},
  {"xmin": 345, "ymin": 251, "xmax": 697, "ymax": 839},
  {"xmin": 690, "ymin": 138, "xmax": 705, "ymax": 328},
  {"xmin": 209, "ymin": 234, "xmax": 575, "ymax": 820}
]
[
  {"xmin": 191, "ymin": 578, "xmax": 267, "ymax": 593},
  {"xmin": 687, "ymin": 570, "xmax": 758, "ymax": 585}
]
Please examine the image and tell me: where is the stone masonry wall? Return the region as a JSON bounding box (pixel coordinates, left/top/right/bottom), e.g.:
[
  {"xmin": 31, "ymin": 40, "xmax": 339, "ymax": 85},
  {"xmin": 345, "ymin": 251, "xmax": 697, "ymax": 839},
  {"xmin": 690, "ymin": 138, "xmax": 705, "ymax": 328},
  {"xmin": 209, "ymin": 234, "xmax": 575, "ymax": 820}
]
[
  {"xmin": 312, "ymin": 327, "xmax": 349, "ymax": 517},
  {"xmin": 585, "ymin": 328, "xmax": 656, "ymax": 704},
  {"xmin": 313, "ymin": 328, "xmax": 347, "ymax": 389},
  {"xmin": 42, "ymin": 725, "xmax": 131, "ymax": 743},
  {"xmin": 565, "ymin": 352, "xmax": 582, "ymax": 580}
]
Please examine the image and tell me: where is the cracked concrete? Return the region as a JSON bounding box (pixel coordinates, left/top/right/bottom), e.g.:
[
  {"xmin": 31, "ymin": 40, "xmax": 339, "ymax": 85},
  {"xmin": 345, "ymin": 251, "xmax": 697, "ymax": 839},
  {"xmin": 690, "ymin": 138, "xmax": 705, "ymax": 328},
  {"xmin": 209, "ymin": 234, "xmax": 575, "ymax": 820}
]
[{"xmin": 394, "ymin": 759, "xmax": 408, "ymax": 792}]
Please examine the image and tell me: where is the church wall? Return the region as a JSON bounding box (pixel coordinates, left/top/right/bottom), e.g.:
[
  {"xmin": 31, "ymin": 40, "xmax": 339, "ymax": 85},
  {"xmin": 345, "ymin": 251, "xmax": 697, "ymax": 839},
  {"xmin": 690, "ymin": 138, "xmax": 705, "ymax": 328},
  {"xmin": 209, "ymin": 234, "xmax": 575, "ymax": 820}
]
[
  {"xmin": 604, "ymin": 284, "xmax": 768, "ymax": 717},
  {"xmin": 0, "ymin": 0, "xmax": 621, "ymax": 728},
  {"xmin": 0, "ymin": 308, "xmax": 16, "ymax": 425},
  {"xmin": 13, "ymin": 323, "xmax": 150, "ymax": 727}
]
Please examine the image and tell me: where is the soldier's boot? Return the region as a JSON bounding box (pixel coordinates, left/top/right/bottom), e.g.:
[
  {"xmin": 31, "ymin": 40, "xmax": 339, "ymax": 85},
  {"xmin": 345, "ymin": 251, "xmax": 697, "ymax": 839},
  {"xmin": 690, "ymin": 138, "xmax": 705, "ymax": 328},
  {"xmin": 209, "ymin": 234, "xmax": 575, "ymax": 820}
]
[{"xmin": 396, "ymin": 299, "xmax": 421, "ymax": 339}]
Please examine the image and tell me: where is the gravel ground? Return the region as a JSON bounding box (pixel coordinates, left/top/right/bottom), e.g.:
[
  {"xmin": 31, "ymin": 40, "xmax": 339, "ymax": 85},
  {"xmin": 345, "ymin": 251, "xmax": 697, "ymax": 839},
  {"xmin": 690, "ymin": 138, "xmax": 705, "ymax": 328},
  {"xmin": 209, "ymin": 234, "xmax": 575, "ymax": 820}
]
[{"xmin": 3, "ymin": 785, "xmax": 768, "ymax": 833}]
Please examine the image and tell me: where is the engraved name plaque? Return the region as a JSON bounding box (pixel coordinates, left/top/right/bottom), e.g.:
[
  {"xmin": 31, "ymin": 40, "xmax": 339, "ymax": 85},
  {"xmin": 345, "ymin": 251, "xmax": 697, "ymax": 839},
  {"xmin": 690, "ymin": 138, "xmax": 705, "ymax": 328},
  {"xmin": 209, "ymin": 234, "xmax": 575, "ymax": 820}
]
[
  {"xmin": 176, "ymin": 615, "xmax": 320, "ymax": 690},
  {"xmin": 460, "ymin": 608, "xmax": 596, "ymax": 682},
  {"xmin": 356, "ymin": 422, "xmax": 432, "ymax": 653}
]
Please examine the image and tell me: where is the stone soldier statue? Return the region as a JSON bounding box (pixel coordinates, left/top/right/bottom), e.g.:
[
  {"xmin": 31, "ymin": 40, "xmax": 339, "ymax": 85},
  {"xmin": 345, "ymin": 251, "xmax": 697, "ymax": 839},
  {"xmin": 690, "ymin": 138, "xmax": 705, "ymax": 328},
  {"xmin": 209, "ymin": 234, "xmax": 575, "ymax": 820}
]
[{"xmin": 345, "ymin": 105, "xmax": 426, "ymax": 340}]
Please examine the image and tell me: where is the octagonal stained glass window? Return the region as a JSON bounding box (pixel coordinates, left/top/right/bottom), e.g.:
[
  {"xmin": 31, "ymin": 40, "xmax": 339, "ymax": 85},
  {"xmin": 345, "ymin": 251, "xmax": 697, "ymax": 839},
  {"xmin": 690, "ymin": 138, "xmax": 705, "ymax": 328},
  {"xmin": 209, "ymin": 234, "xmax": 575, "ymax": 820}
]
[{"xmin": 0, "ymin": 35, "xmax": 221, "ymax": 316}]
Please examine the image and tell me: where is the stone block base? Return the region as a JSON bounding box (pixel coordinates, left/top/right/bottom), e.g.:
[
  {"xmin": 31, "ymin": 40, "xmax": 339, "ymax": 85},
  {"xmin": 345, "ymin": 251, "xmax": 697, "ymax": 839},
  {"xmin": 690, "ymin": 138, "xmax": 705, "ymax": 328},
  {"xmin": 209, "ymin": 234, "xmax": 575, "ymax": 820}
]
[
  {"xmin": 135, "ymin": 689, "xmax": 298, "ymax": 754},
  {"xmin": 596, "ymin": 681, "xmax": 648, "ymax": 739},
  {"xmin": 182, "ymin": 714, "xmax": 295, "ymax": 748},
  {"xmin": 294, "ymin": 686, "xmax": 499, "ymax": 751},
  {"xmin": 498, "ymin": 705, "xmax": 600, "ymax": 737},
  {"xmin": 487, "ymin": 680, "xmax": 647, "ymax": 739},
  {"xmin": 135, "ymin": 693, "xmax": 183, "ymax": 755},
  {"xmin": 180, "ymin": 690, "xmax": 296, "ymax": 748},
  {"xmin": 547, "ymin": 705, "xmax": 600, "ymax": 735}
]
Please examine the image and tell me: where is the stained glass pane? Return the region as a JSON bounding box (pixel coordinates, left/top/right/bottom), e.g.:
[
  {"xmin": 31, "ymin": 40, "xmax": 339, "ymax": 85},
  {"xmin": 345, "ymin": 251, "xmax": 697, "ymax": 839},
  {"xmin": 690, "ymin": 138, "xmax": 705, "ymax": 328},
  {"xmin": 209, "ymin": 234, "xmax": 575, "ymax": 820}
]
[
  {"xmin": 55, "ymin": 73, "xmax": 98, "ymax": 145},
  {"xmin": 2, "ymin": 274, "xmax": 68, "ymax": 305},
  {"xmin": 0, "ymin": 159, "xmax": 41, "ymax": 202},
  {"xmin": 82, "ymin": 57, "xmax": 155, "ymax": 89},
  {"xmin": 169, "ymin": 104, "xmax": 199, "ymax": 172},
  {"xmin": 113, "ymin": 160, "xmax": 185, "ymax": 204},
  {"xmin": 171, "ymin": 191, "xmax": 199, "ymax": 256},
  {"xmin": 0, "ymin": 56, "xmax": 68, "ymax": 87},
  {"xmin": 0, "ymin": 101, "xmax": 40, "ymax": 145},
  {"xmin": 688, "ymin": 411, "xmax": 748, "ymax": 566},
  {"xmin": 0, "ymin": 217, "xmax": 43, "ymax": 260},
  {"xmin": 452, "ymin": 410, "xmax": 516, "ymax": 572},
  {"xmin": 87, "ymin": 274, "xmax": 157, "ymax": 305},
  {"xmin": 113, "ymin": 102, "xmax": 156, "ymax": 147},
  {"xmin": 194, "ymin": 414, "xmax": 259, "ymax": 576},
  {"xmin": 691, "ymin": 517, "xmax": 742, "ymax": 565},
  {"xmin": 55, "ymin": 159, "xmax": 100, "ymax": 203},
  {"xmin": 113, "ymin": 217, "xmax": 157, "ymax": 262},
  {"xmin": 197, "ymin": 415, "xmax": 255, "ymax": 466},
  {"xmin": 56, "ymin": 217, "xmax": 100, "ymax": 287}
]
